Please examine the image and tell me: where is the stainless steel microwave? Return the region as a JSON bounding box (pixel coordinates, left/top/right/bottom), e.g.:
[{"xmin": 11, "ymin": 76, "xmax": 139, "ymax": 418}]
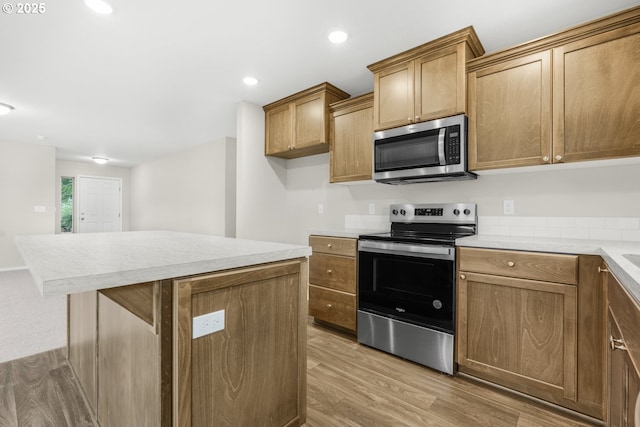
[{"xmin": 373, "ymin": 114, "xmax": 476, "ymax": 184}]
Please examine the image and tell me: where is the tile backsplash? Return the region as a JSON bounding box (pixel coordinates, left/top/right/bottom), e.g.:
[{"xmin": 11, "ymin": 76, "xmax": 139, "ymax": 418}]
[{"xmin": 479, "ymin": 216, "xmax": 640, "ymax": 241}]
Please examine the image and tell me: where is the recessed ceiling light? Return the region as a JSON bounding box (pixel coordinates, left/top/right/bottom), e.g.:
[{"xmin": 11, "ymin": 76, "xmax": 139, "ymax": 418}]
[
  {"xmin": 85, "ymin": 0, "xmax": 113, "ymax": 14},
  {"xmin": 0, "ymin": 103, "xmax": 15, "ymax": 115},
  {"xmin": 328, "ymin": 30, "xmax": 348, "ymax": 44},
  {"xmin": 243, "ymin": 77, "xmax": 258, "ymax": 86},
  {"xmin": 92, "ymin": 157, "xmax": 109, "ymax": 164}
]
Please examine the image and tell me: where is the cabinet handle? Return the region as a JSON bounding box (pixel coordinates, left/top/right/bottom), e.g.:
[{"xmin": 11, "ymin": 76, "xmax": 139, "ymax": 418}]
[
  {"xmin": 598, "ymin": 266, "xmax": 609, "ymax": 273},
  {"xmin": 326, "ymin": 304, "xmax": 333, "ymax": 309},
  {"xmin": 459, "ymin": 274, "xmax": 466, "ymax": 280},
  {"xmin": 415, "ymin": 115, "xmax": 420, "ymax": 121},
  {"xmin": 555, "ymin": 155, "xmax": 563, "ymax": 162},
  {"xmin": 327, "ymin": 243, "xmax": 332, "ymax": 249},
  {"xmin": 326, "ymin": 269, "xmax": 332, "ymax": 274},
  {"xmin": 507, "ymin": 261, "xmax": 515, "ymax": 267},
  {"xmin": 542, "ymin": 156, "xmax": 550, "ymax": 162},
  {"xmin": 407, "ymin": 117, "xmax": 412, "ymax": 122},
  {"xmin": 610, "ymin": 335, "xmax": 628, "ymax": 351}
]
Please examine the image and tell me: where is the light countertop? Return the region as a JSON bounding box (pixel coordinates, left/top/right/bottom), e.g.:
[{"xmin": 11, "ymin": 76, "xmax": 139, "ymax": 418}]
[
  {"xmin": 15, "ymin": 231, "xmax": 311, "ymax": 297},
  {"xmin": 457, "ymin": 235, "xmax": 640, "ymax": 306}
]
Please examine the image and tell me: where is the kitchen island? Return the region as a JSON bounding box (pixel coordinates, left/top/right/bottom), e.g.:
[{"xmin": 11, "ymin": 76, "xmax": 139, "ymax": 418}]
[{"xmin": 15, "ymin": 231, "xmax": 311, "ymax": 427}]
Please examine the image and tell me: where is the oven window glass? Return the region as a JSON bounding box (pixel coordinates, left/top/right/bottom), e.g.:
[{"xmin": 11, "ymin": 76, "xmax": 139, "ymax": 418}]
[
  {"xmin": 375, "ymin": 130, "xmax": 440, "ymax": 172},
  {"xmin": 359, "ymin": 250, "xmax": 455, "ymax": 332}
]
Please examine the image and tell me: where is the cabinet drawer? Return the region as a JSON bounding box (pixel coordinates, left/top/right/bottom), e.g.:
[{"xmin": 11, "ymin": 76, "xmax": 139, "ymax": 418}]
[
  {"xmin": 459, "ymin": 247, "xmax": 578, "ymax": 285},
  {"xmin": 309, "ymin": 285, "xmax": 356, "ymax": 332},
  {"xmin": 309, "ymin": 235, "xmax": 357, "ymax": 257},
  {"xmin": 309, "ymin": 253, "xmax": 356, "ymax": 293}
]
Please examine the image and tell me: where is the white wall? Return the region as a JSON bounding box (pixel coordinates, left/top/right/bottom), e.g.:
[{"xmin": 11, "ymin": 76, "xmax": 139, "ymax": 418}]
[
  {"xmin": 130, "ymin": 138, "xmax": 236, "ymax": 236},
  {"xmin": 236, "ymin": 101, "xmax": 289, "ymax": 242},
  {"xmin": 0, "ymin": 141, "xmax": 56, "ymax": 269},
  {"xmin": 55, "ymin": 160, "xmax": 132, "ymax": 234},
  {"xmin": 236, "ymin": 101, "xmax": 640, "ymax": 246}
]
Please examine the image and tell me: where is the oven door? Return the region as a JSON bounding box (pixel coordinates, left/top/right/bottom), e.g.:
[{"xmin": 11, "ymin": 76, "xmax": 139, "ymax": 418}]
[{"xmin": 358, "ymin": 240, "xmax": 455, "ymax": 333}]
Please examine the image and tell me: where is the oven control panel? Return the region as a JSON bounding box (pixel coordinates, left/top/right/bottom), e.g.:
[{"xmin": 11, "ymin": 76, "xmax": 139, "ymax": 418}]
[{"xmin": 390, "ymin": 203, "xmax": 476, "ymax": 224}]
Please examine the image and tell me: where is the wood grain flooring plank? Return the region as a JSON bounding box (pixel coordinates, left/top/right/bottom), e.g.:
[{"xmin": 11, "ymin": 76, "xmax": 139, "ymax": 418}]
[
  {"xmin": 10, "ymin": 353, "xmax": 49, "ymax": 387},
  {"xmin": 42, "ymin": 348, "xmax": 67, "ymax": 371},
  {"xmin": 13, "ymin": 372, "xmax": 68, "ymax": 427},
  {"xmin": 50, "ymin": 365, "xmax": 95, "ymax": 427},
  {"xmin": 0, "ymin": 384, "xmax": 18, "ymax": 427},
  {"xmin": 0, "ymin": 357, "xmax": 14, "ymax": 386}
]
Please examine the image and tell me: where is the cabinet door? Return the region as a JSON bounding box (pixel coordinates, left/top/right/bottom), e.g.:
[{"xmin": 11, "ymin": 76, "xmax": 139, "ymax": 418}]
[
  {"xmin": 330, "ymin": 98, "xmax": 373, "ymax": 183},
  {"xmin": 265, "ymin": 103, "xmax": 293, "ymax": 156},
  {"xmin": 294, "ymin": 93, "xmax": 325, "ymax": 150},
  {"xmin": 468, "ymin": 51, "xmax": 552, "ymax": 170},
  {"xmin": 553, "ymin": 23, "xmax": 640, "ymax": 164},
  {"xmin": 457, "ymin": 272, "xmax": 577, "ymax": 403},
  {"xmin": 373, "ymin": 61, "xmax": 414, "ymax": 131},
  {"xmin": 414, "ymin": 44, "xmax": 465, "ymax": 122}
]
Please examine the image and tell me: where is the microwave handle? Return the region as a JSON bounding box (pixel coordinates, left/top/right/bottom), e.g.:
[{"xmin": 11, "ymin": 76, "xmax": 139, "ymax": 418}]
[{"xmin": 437, "ymin": 128, "xmax": 446, "ymax": 166}]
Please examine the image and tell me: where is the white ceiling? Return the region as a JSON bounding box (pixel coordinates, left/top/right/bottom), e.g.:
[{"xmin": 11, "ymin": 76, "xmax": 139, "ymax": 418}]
[{"xmin": 1, "ymin": 0, "xmax": 637, "ymax": 167}]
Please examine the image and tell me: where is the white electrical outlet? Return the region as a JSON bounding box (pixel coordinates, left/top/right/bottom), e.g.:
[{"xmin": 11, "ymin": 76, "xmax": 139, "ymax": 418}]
[
  {"xmin": 192, "ymin": 309, "xmax": 225, "ymax": 339},
  {"xmin": 503, "ymin": 199, "xmax": 515, "ymax": 215},
  {"xmin": 368, "ymin": 203, "xmax": 375, "ymax": 215},
  {"xmin": 318, "ymin": 203, "xmax": 324, "ymax": 214}
]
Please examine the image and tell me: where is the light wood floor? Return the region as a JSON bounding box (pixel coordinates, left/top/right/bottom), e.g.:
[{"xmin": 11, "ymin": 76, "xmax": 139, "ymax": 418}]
[
  {"xmin": 305, "ymin": 321, "xmax": 597, "ymax": 427},
  {"xmin": 0, "ymin": 321, "xmax": 597, "ymax": 427},
  {"xmin": 0, "ymin": 348, "xmax": 94, "ymax": 427}
]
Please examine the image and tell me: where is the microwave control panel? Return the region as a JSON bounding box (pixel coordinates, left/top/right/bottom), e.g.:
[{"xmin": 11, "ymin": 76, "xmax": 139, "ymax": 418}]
[{"xmin": 446, "ymin": 126, "xmax": 461, "ymax": 164}]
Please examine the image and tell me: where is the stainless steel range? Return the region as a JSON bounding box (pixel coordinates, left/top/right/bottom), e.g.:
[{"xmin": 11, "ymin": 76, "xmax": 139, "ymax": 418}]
[{"xmin": 357, "ymin": 203, "xmax": 477, "ymax": 374}]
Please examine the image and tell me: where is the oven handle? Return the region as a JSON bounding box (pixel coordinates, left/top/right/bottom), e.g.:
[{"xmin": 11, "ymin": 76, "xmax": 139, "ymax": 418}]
[
  {"xmin": 358, "ymin": 240, "xmax": 454, "ymax": 260},
  {"xmin": 437, "ymin": 127, "xmax": 446, "ymax": 166}
]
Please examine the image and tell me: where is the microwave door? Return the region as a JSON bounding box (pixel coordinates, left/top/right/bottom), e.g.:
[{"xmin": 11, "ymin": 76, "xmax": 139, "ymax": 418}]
[{"xmin": 375, "ymin": 129, "xmax": 441, "ymax": 172}]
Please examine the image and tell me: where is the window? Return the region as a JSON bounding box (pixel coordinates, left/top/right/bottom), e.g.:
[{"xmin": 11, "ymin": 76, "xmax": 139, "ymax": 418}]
[{"xmin": 61, "ymin": 177, "xmax": 73, "ymax": 232}]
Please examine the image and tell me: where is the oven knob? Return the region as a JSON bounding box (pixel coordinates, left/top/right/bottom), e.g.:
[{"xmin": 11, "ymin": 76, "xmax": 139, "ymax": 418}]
[
  {"xmin": 400, "ymin": 209, "xmax": 406, "ymax": 216},
  {"xmin": 392, "ymin": 209, "xmax": 398, "ymax": 215},
  {"xmin": 464, "ymin": 209, "xmax": 471, "ymax": 215},
  {"xmin": 453, "ymin": 209, "xmax": 460, "ymax": 216},
  {"xmin": 433, "ymin": 300, "xmax": 443, "ymax": 310}
]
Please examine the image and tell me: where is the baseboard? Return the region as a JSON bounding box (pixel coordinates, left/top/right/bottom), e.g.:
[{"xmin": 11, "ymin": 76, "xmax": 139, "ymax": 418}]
[{"xmin": 0, "ymin": 266, "xmax": 27, "ymax": 273}]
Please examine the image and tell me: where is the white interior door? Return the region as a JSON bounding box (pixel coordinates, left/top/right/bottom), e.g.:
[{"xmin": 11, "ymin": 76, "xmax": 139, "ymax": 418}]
[{"xmin": 77, "ymin": 176, "xmax": 122, "ymax": 233}]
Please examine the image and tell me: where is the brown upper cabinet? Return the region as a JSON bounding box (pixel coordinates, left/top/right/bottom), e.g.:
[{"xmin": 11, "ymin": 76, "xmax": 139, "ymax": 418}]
[
  {"xmin": 329, "ymin": 93, "xmax": 374, "ymax": 183},
  {"xmin": 467, "ymin": 6, "xmax": 640, "ymax": 171},
  {"xmin": 368, "ymin": 27, "xmax": 485, "ymax": 132},
  {"xmin": 264, "ymin": 82, "xmax": 350, "ymax": 159}
]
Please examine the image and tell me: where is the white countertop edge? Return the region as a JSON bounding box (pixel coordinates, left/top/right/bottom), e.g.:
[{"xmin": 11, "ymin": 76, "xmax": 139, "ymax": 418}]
[
  {"xmin": 456, "ymin": 234, "xmax": 640, "ymax": 306},
  {"xmin": 32, "ymin": 248, "xmax": 311, "ymax": 297}
]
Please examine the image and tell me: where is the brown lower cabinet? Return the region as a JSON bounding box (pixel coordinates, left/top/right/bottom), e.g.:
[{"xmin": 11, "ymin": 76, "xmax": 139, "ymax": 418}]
[
  {"xmin": 457, "ymin": 247, "xmax": 605, "ymax": 419},
  {"xmin": 308, "ymin": 235, "xmax": 357, "ymax": 333},
  {"xmin": 607, "ymin": 270, "xmax": 640, "ymax": 427},
  {"xmin": 68, "ymin": 259, "xmax": 308, "ymax": 427}
]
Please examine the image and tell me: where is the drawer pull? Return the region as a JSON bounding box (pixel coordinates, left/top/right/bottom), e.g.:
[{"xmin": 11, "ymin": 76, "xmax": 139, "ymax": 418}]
[
  {"xmin": 326, "ymin": 304, "xmax": 333, "ymax": 309},
  {"xmin": 507, "ymin": 261, "xmax": 515, "ymax": 267},
  {"xmin": 327, "ymin": 243, "xmax": 332, "ymax": 249},
  {"xmin": 610, "ymin": 336, "xmax": 627, "ymax": 352},
  {"xmin": 459, "ymin": 274, "xmax": 466, "ymax": 280},
  {"xmin": 326, "ymin": 269, "xmax": 332, "ymax": 274},
  {"xmin": 598, "ymin": 266, "xmax": 609, "ymax": 273}
]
